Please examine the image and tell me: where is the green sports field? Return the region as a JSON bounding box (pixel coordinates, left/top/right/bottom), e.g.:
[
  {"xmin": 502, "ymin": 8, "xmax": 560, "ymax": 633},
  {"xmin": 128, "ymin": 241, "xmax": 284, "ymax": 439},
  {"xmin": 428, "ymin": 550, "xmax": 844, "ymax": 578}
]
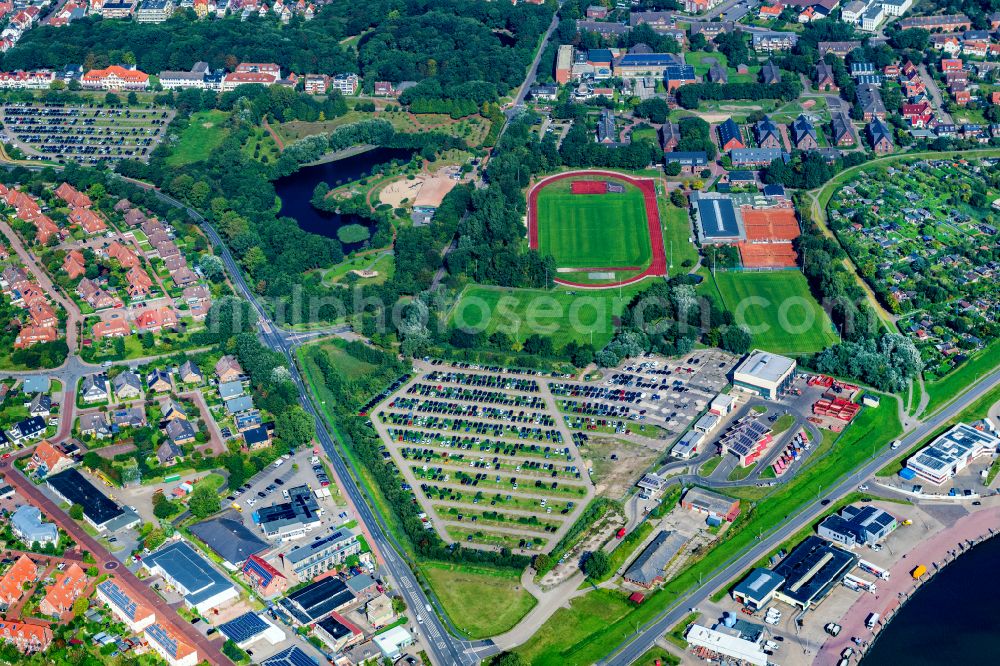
[
  {"xmin": 701, "ymin": 270, "xmax": 838, "ymax": 355},
  {"xmin": 535, "ymin": 179, "xmax": 652, "ymax": 270},
  {"xmin": 449, "ymin": 284, "xmax": 645, "ymax": 349}
]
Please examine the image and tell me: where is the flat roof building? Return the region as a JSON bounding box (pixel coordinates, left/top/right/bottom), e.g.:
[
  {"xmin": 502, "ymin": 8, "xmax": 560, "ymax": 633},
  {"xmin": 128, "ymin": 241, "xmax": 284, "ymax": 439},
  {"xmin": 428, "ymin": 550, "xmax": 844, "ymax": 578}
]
[
  {"xmin": 141, "ymin": 541, "xmax": 239, "ymax": 613},
  {"xmin": 691, "ymin": 192, "xmax": 746, "ymax": 244},
  {"xmin": 373, "ymin": 626, "xmax": 413, "ymax": 660},
  {"xmin": 279, "ymin": 577, "xmax": 355, "ymax": 626},
  {"xmin": 623, "ymin": 530, "xmax": 687, "ymax": 588},
  {"xmin": 906, "ymin": 423, "xmax": 1000, "ymax": 485},
  {"xmin": 256, "ymin": 485, "xmax": 322, "ymax": 542},
  {"xmin": 772, "ymin": 536, "xmax": 858, "ymax": 609},
  {"xmin": 732, "ymin": 567, "xmax": 785, "ymax": 610},
  {"xmin": 732, "ymin": 350, "xmax": 796, "ymax": 400},
  {"xmin": 46, "ymin": 469, "xmax": 139, "ymax": 533},
  {"xmin": 671, "ymin": 430, "xmax": 705, "ymax": 459},
  {"xmin": 686, "ymin": 624, "xmax": 768, "ymax": 666},
  {"xmin": 217, "ymin": 612, "xmax": 285, "ymax": 649},
  {"xmin": 283, "ymin": 528, "xmax": 360, "ymax": 580},
  {"xmin": 818, "ymin": 504, "xmax": 897, "ymax": 547},
  {"xmin": 681, "ymin": 487, "xmax": 740, "ymax": 522}
]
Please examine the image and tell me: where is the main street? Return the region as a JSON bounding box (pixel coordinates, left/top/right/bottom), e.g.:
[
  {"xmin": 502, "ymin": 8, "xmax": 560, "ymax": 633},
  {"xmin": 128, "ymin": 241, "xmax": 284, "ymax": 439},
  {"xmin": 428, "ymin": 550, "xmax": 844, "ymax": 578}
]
[{"xmin": 602, "ymin": 365, "xmax": 1000, "ymax": 666}]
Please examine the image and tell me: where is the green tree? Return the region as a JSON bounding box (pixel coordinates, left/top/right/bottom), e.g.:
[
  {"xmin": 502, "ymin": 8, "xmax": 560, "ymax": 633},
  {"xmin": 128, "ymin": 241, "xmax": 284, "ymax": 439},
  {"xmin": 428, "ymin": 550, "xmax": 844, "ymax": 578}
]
[
  {"xmin": 69, "ymin": 504, "xmax": 83, "ymax": 520},
  {"xmin": 188, "ymin": 485, "xmax": 220, "ymax": 519},
  {"xmin": 276, "ymin": 406, "xmax": 315, "ymax": 447},
  {"xmin": 582, "ymin": 550, "xmax": 611, "ymax": 579}
]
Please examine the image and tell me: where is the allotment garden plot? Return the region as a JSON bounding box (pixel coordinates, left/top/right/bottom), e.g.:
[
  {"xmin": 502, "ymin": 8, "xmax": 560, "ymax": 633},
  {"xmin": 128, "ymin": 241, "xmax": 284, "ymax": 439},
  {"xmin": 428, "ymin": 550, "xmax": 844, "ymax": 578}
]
[
  {"xmin": 0, "ymin": 103, "xmax": 172, "ymax": 165},
  {"xmin": 827, "ymin": 158, "xmax": 1000, "ymax": 379},
  {"xmin": 369, "ymin": 360, "xmax": 596, "ymax": 555}
]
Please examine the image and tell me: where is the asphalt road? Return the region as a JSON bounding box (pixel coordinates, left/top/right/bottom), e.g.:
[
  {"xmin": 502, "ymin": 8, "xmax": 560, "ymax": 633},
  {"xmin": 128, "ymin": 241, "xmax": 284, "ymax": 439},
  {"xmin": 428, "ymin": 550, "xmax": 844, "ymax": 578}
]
[
  {"xmin": 143, "ymin": 187, "xmax": 492, "ymax": 666},
  {"xmin": 603, "ymin": 365, "xmax": 1000, "ymax": 666}
]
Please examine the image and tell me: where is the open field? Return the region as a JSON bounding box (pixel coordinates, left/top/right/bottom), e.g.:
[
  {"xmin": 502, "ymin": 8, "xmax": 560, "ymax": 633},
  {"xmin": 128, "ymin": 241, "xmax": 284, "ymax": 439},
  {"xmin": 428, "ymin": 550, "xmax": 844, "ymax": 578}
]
[
  {"xmin": 277, "ymin": 111, "xmax": 490, "ymax": 147},
  {"xmin": 166, "ymin": 109, "xmax": 231, "ymax": 167},
  {"xmin": 921, "ymin": 339, "xmax": 1000, "ymax": 416},
  {"xmin": 516, "ymin": 398, "xmax": 902, "ymax": 666},
  {"xmin": 535, "ymin": 178, "xmax": 652, "ymax": 270},
  {"xmin": 421, "ymin": 562, "xmax": 537, "ymax": 639},
  {"xmin": 659, "ymin": 203, "xmax": 699, "ymax": 274},
  {"xmin": 448, "ymin": 283, "xmax": 645, "ymax": 350},
  {"xmin": 701, "ymin": 270, "xmax": 838, "ymax": 355}
]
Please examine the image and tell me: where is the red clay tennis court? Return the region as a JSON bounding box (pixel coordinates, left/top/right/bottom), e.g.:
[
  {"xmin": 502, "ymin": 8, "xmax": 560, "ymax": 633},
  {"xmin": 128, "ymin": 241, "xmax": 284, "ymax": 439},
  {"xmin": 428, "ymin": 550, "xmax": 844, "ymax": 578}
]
[{"xmin": 738, "ymin": 206, "xmax": 800, "ymax": 268}]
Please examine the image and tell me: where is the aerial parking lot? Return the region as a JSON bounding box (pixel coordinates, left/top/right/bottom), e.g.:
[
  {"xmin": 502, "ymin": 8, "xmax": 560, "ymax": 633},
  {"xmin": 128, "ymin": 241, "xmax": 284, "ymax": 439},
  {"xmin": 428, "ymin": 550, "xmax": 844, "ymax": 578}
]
[
  {"xmin": 0, "ymin": 103, "xmax": 173, "ymax": 165},
  {"xmin": 370, "ymin": 360, "xmax": 597, "ymax": 555}
]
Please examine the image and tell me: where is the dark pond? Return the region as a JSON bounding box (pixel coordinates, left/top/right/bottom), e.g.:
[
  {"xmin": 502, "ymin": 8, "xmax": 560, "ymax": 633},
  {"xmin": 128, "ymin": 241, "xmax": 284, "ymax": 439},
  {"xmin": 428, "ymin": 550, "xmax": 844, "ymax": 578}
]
[{"xmin": 273, "ymin": 146, "xmax": 413, "ymax": 251}]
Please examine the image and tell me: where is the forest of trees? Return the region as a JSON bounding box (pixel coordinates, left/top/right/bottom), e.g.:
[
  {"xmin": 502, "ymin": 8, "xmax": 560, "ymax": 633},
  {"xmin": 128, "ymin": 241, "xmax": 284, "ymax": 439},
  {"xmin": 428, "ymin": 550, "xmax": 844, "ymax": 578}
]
[{"xmin": 3, "ymin": 0, "xmax": 552, "ymax": 107}]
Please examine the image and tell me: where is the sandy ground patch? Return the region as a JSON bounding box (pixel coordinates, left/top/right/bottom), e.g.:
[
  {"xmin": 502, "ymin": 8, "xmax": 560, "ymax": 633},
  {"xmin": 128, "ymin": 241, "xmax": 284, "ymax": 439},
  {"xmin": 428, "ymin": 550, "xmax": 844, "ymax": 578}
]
[
  {"xmin": 579, "ymin": 435, "xmax": 660, "ymax": 499},
  {"xmin": 379, "ymin": 176, "xmax": 424, "ymax": 208},
  {"xmin": 414, "ymin": 173, "xmax": 460, "ymax": 207}
]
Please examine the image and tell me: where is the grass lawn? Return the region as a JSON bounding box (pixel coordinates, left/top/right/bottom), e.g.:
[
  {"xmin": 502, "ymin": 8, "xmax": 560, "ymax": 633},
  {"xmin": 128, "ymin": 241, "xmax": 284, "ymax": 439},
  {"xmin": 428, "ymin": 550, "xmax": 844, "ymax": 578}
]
[
  {"xmin": 448, "ymin": 283, "xmax": 645, "ymax": 349},
  {"xmin": 659, "ymin": 203, "xmax": 698, "ymax": 275},
  {"xmin": 702, "ymin": 270, "xmax": 838, "ymax": 355},
  {"xmin": 535, "ymin": 178, "xmax": 652, "ymax": 270},
  {"xmin": 699, "ymin": 456, "xmax": 723, "ymax": 477},
  {"xmin": 922, "ymin": 339, "xmax": 1000, "ymax": 415},
  {"xmin": 421, "ymin": 562, "xmax": 537, "ymax": 639},
  {"xmin": 302, "ymin": 338, "xmax": 376, "ymax": 381},
  {"xmin": 727, "ymin": 462, "xmax": 757, "ymax": 481},
  {"xmin": 516, "ymin": 398, "xmax": 901, "ymax": 666},
  {"xmin": 636, "ymin": 647, "xmax": 680, "ymax": 666},
  {"xmin": 166, "ymin": 110, "xmax": 231, "ymax": 167}
]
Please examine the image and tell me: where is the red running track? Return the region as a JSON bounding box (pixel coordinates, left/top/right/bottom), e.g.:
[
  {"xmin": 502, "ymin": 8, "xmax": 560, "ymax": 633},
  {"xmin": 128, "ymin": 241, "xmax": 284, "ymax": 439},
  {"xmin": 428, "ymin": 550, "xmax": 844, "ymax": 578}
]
[{"xmin": 527, "ymin": 170, "xmax": 668, "ymax": 289}]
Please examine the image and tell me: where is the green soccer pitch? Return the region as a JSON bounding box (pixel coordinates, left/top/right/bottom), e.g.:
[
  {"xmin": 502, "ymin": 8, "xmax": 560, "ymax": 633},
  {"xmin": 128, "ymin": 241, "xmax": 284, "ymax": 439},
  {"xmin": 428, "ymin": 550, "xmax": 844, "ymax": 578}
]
[{"xmin": 534, "ymin": 179, "xmax": 653, "ymax": 270}]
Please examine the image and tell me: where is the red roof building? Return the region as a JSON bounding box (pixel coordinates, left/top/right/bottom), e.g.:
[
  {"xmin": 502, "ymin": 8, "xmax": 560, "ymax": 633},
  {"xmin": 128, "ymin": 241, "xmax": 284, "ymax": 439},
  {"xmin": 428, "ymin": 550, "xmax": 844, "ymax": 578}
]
[
  {"xmin": 63, "ymin": 250, "xmax": 86, "ymax": 279},
  {"xmin": 106, "ymin": 241, "xmax": 139, "ymax": 268},
  {"xmin": 69, "ymin": 208, "xmax": 106, "ymax": 234},
  {"xmin": 14, "ymin": 325, "xmax": 58, "ymax": 349},
  {"xmin": 135, "ymin": 306, "xmax": 178, "ymax": 332},
  {"xmin": 81, "ymin": 65, "xmax": 149, "ymax": 90},
  {"xmin": 54, "ymin": 182, "xmax": 92, "ymax": 209},
  {"xmin": 39, "ymin": 563, "xmax": 88, "ymax": 618},
  {"xmin": 0, "ymin": 555, "xmax": 37, "ymax": 605},
  {"xmin": 0, "ymin": 621, "xmax": 52, "ymax": 654},
  {"xmin": 125, "ymin": 266, "xmax": 153, "ymax": 299}
]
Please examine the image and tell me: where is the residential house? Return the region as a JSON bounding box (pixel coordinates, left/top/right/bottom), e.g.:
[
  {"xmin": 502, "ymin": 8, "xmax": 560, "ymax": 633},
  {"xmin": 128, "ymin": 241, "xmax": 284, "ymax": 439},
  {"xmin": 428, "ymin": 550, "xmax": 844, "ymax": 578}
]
[
  {"xmin": 0, "ymin": 621, "xmax": 51, "ymax": 653},
  {"xmin": 146, "ymin": 369, "xmax": 172, "ymax": 393},
  {"xmin": 242, "ymin": 426, "xmax": 272, "ymax": 451},
  {"xmin": 135, "ymin": 306, "xmax": 178, "ymax": 332},
  {"xmin": 0, "ymin": 555, "xmax": 37, "ymax": 605},
  {"xmin": 814, "ymin": 61, "xmax": 837, "ymax": 92},
  {"xmin": 28, "ymin": 303, "xmax": 57, "ymax": 329},
  {"xmin": 144, "ymin": 622, "xmax": 198, "ymax": 666},
  {"xmin": 758, "ymin": 4, "xmax": 782, "ymax": 20},
  {"xmin": 242, "ymin": 555, "xmax": 288, "ymax": 598},
  {"xmin": 868, "ymin": 118, "xmax": 893, "ymax": 153},
  {"xmin": 754, "ymin": 116, "xmax": 782, "ymax": 149},
  {"xmin": 660, "ymin": 122, "xmax": 680, "ymax": 152},
  {"xmin": 111, "ymin": 407, "xmax": 146, "ymax": 429},
  {"xmin": 95, "ymin": 580, "xmax": 155, "ymax": 633},
  {"xmin": 80, "ymin": 374, "xmax": 109, "ymax": 403},
  {"xmin": 69, "ymin": 208, "xmax": 106, "ymax": 235},
  {"xmin": 226, "ymin": 396, "xmax": 254, "ymax": 415},
  {"xmin": 717, "ymin": 118, "xmax": 745, "ymax": 151},
  {"xmin": 217, "ymin": 380, "xmax": 244, "ymax": 401},
  {"xmin": 10, "ymin": 505, "xmax": 58, "ymax": 546},
  {"xmin": 791, "ymin": 115, "xmax": 818, "ymax": 150},
  {"xmin": 14, "ymin": 326, "xmax": 58, "ymax": 349},
  {"xmin": 28, "ymin": 440, "xmax": 73, "ymax": 477},
  {"xmin": 857, "ymin": 83, "xmax": 886, "ymax": 120},
  {"xmin": 63, "ymin": 250, "xmax": 85, "ymax": 280},
  {"xmin": 761, "ymin": 59, "xmax": 781, "ymax": 85},
  {"xmin": 707, "ymin": 62, "xmax": 727, "ymax": 84},
  {"xmin": 125, "ymin": 266, "xmax": 153, "ymax": 299},
  {"xmin": 664, "ymin": 64, "xmax": 696, "ymax": 91},
  {"xmin": 106, "ymin": 241, "xmax": 139, "ymax": 268},
  {"xmin": 27, "ymin": 394, "xmax": 50, "ymax": 418},
  {"xmin": 165, "ymin": 419, "xmax": 196, "ymax": 447},
  {"xmin": 156, "ymin": 439, "xmax": 183, "ymax": 466},
  {"xmin": 161, "ymin": 398, "xmax": 187, "ymax": 422},
  {"xmin": 39, "ymin": 563, "xmax": 87, "ymax": 617},
  {"xmin": 79, "ymin": 412, "xmax": 112, "ymax": 439},
  {"xmin": 215, "ymin": 356, "xmax": 244, "ymax": 383},
  {"xmin": 113, "ymin": 370, "xmax": 143, "ymax": 401},
  {"xmin": 182, "ymin": 285, "xmax": 211, "ymax": 319},
  {"xmin": 54, "ymin": 183, "xmax": 91, "ymax": 209},
  {"xmin": 77, "ymin": 278, "xmax": 119, "ymax": 310},
  {"xmin": 751, "ymin": 32, "xmax": 797, "ymax": 53},
  {"xmin": 178, "ymin": 360, "xmax": 203, "ymax": 385}
]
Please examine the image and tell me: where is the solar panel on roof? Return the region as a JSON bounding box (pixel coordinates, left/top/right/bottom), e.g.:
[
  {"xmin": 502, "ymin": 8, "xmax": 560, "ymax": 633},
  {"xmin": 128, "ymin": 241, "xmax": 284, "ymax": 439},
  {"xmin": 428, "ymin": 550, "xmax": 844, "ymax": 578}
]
[
  {"xmin": 146, "ymin": 623, "xmax": 180, "ymax": 657},
  {"xmin": 263, "ymin": 646, "xmax": 319, "ymax": 666},
  {"xmin": 219, "ymin": 612, "xmax": 268, "ymax": 643}
]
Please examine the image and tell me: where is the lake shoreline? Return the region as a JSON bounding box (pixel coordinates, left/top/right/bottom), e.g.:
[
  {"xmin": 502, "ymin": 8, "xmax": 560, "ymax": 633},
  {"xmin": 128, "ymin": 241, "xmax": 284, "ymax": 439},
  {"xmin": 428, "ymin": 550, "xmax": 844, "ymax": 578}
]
[{"xmin": 299, "ymin": 143, "xmax": 378, "ymax": 168}]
